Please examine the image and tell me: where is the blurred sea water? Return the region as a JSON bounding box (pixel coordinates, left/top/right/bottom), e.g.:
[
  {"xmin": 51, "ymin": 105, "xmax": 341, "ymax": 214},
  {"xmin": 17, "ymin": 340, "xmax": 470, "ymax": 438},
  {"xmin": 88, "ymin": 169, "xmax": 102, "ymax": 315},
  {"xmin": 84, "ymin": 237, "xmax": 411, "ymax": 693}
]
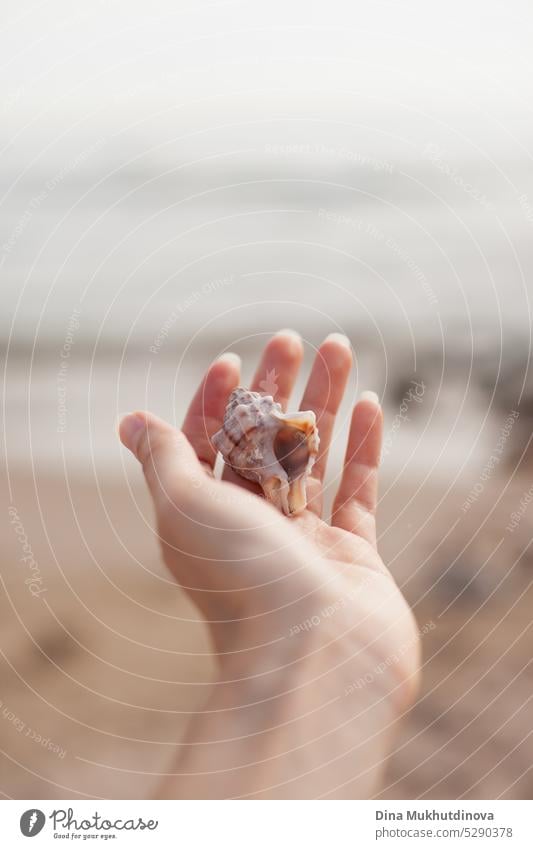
[
  {"xmin": 2, "ymin": 147, "xmax": 533, "ymax": 482},
  {"xmin": 2, "ymin": 0, "xmax": 533, "ymax": 481},
  {"xmin": 2, "ymin": 150, "xmax": 532, "ymax": 348}
]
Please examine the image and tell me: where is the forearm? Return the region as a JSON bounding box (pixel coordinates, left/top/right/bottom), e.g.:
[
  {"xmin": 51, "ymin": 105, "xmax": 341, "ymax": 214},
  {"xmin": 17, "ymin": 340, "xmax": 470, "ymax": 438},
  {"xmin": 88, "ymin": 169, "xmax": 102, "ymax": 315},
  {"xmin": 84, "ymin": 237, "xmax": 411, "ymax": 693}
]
[{"xmin": 156, "ymin": 628, "xmax": 397, "ymax": 800}]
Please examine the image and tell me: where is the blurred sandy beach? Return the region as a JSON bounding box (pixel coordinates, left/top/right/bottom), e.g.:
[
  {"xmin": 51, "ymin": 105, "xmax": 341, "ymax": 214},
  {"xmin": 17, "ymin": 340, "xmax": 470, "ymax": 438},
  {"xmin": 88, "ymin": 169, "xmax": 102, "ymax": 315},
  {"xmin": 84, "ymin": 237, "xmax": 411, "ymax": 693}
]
[{"xmin": 2, "ymin": 461, "xmax": 533, "ymax": 799}]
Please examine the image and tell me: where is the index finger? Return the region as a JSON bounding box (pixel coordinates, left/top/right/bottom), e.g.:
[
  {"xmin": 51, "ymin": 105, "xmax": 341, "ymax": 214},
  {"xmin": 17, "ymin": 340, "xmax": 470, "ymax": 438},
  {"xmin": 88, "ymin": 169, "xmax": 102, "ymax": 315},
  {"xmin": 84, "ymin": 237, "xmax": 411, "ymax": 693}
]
[{"xmin": 182, "ymin": 352, "xmax": 241, "ymax": 472}]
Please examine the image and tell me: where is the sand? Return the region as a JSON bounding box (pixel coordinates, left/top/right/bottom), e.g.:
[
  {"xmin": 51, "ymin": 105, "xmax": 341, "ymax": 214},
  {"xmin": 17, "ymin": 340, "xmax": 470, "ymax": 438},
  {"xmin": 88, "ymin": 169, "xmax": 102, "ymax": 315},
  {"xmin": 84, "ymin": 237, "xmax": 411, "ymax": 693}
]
[{"xmin": 1, "ymin": 465, "xmax": 532, "ymax": 799}]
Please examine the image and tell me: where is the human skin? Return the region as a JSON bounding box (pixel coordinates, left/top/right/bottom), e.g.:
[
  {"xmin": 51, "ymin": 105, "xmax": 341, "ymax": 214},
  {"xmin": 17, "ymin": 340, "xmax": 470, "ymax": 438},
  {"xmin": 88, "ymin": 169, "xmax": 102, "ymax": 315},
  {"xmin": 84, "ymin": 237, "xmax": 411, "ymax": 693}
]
[{"xmin": 119, "ymin": 330, "xmax": 420, "ymax": 799}]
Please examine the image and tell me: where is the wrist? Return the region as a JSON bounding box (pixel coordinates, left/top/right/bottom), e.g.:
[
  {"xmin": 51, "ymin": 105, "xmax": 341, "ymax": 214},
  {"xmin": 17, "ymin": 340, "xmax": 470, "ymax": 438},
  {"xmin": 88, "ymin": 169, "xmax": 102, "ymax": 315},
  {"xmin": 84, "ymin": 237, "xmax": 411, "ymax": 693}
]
[
  {"xmin": 203, "ymin": 558, "xmax": 326, "ymax": 656},
  {"xmin": 212, "ymin": 579, "xmax": 416, "ymax": 724}
]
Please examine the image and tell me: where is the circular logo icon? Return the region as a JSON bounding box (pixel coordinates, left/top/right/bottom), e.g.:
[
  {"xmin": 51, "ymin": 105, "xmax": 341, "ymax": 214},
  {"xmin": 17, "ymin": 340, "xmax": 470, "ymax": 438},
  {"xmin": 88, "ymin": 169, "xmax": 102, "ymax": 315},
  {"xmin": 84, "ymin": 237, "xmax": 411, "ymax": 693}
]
[{"xmin": 20, "ymin": 809, "xmax": 46, "ymax": 837}]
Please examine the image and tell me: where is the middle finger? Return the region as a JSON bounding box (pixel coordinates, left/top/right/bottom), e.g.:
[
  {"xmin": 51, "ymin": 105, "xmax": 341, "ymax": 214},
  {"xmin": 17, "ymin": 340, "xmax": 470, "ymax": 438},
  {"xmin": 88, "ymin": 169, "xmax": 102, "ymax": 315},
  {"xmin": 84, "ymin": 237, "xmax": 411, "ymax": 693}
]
[{"xmin": 299, "ymin": 333, "xmax": 353, "ymax": 511}]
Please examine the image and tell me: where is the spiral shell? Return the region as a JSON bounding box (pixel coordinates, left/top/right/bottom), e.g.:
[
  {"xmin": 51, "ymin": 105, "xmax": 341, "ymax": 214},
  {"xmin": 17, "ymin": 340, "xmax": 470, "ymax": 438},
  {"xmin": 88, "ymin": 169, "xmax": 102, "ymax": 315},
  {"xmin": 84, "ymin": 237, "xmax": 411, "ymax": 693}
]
[{"xmin": 212, "ymin": 388, "xmax": 319, "ymax": 515}]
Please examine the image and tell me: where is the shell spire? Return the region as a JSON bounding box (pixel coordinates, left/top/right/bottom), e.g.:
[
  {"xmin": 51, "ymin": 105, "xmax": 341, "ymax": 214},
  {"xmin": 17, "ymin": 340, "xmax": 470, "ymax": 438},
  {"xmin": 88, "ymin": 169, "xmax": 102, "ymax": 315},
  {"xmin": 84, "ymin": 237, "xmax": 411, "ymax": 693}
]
[{"xmin": 212, "ymin": 388, "xmax": 319, "ymax": 516}]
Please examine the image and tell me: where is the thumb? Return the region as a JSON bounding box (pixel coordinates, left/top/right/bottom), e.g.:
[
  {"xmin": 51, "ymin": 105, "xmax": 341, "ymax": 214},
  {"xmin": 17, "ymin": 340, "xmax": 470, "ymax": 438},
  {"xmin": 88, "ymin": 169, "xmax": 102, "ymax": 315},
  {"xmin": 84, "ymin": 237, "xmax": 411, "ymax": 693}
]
[{"xmin": 119, "ymin": 411, "xmax": 204, "ymax": 508}]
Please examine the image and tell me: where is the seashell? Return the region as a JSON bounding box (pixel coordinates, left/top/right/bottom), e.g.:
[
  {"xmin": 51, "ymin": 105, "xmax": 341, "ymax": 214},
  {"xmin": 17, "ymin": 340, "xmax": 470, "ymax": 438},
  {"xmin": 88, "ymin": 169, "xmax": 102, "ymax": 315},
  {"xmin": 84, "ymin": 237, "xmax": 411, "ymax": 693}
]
[{"xmin": 212, "ymin": 387, "xmax": 319, "ymax": 516}]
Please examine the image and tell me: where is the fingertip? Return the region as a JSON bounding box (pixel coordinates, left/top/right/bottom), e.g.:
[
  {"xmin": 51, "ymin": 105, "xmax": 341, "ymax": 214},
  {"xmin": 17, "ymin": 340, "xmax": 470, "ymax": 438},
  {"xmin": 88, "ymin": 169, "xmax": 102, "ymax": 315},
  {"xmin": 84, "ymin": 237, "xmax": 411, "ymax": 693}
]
[
  {"xmin": 120, "ymin": 412, "xmax": 201, "ymax": 501},
  {"xmin": 352, "ymin": 394, "xmax": 383, "ymax": 429},
  {"xmin": 324, "ymin": 331, "xmax": 351, "ymax": 349},
  {"xmin": 320, "ymin": 333, "xmax": 353, "ymax": 370},
  {"xmin": 214, "ymin": 351, "xmax": 241, "ymax": 369},
  {"xmin": 274, "ymin": 327, "xmax": 303, "ymax": 347},
  {"xmin": 269, "ymin": 328, "xmax": 304, "ymax": 363},
  {"xmin": 348, "ymin": 394, "xmax": 383, "ymax": 466},
  {"xmin": 119, "ymin": 412, "xmax": 146, "ymax": 453},
  {"xmin": 275, "ymin": 327, "xmax": 301, "ymax": 339},
  {"xmin": 358, "ymin": 390, "xmax": 380, "ymax": 407},
  {"xmin": 208, "ymin": 352, "xmax": 241, "ymax": 389}
]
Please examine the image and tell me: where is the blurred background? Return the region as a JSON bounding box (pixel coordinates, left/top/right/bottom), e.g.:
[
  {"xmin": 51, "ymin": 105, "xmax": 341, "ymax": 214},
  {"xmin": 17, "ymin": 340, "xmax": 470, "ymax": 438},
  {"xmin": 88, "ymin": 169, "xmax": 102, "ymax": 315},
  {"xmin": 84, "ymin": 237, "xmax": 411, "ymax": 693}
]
[{"xmin": 1, "ymin": 0, "xmax": 533, "ymax": 798}]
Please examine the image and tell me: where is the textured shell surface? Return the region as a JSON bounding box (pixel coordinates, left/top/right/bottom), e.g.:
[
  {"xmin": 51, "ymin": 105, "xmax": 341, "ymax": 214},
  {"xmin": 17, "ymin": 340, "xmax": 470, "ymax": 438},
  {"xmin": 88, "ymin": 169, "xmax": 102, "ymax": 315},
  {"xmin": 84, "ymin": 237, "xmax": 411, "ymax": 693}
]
[{"xmin": 212, "ymin": 387, "xmax": 319, "ymax": 515}]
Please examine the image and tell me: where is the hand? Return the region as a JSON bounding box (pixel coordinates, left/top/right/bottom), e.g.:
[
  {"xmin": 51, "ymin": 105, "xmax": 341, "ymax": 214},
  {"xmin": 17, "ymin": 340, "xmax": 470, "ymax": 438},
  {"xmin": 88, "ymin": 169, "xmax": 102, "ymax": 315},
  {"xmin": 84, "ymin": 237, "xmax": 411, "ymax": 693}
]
[{"xmin": 119, "ymin": 331, "xmax": 420, "ymax": 798}]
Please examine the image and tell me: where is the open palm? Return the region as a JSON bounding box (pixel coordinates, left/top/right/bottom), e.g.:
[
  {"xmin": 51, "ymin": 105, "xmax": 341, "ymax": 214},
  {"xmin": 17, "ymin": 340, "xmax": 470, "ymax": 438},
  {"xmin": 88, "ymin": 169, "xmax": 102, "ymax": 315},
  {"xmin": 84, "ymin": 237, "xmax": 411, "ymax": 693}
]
[{"xmin": 119, "ymin": 331, "xmax": 420, "ymax": 713}]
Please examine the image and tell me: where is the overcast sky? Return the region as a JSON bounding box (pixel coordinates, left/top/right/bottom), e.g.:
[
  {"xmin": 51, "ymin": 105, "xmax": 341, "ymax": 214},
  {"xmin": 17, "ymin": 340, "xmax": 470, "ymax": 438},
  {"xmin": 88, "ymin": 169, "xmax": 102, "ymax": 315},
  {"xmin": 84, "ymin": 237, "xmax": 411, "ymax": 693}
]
[
  {"xmin": 2, "ymin": 0, "xmax": 532, "ymax": 344},
  {"xmin": 2, "ymin": 0, "xmax": 532, "ymax": 162}
]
